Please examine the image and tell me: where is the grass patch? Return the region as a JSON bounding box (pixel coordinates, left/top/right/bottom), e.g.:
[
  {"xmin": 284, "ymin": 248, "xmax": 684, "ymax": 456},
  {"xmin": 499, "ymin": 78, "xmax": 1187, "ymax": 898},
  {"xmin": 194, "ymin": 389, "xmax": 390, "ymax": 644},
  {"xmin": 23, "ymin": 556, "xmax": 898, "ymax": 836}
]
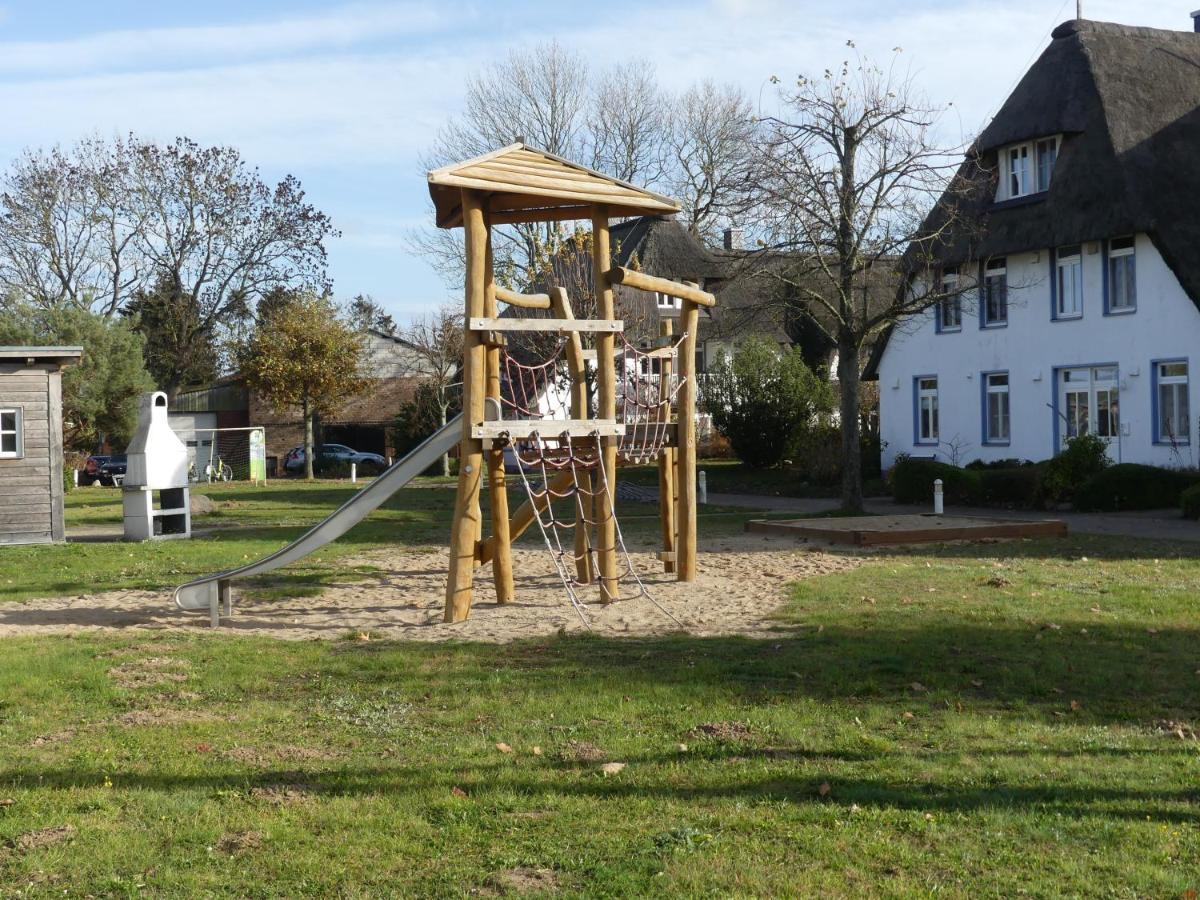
[
  {"xmin": 0, "ymin": 535, "xmax": 1198, "ymax": 893},
  {"xmin": 622, "ymin": 459, "xmax": 886, "ymax": 499}
]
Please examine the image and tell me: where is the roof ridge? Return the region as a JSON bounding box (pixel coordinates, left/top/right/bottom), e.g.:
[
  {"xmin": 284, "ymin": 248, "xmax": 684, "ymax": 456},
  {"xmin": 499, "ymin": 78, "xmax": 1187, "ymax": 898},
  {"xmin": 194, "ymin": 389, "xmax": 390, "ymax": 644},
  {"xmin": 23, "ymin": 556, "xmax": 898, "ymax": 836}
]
[{"xmin": 1053, "ymin": 19, "xmax": 1200, "ymax": 41}]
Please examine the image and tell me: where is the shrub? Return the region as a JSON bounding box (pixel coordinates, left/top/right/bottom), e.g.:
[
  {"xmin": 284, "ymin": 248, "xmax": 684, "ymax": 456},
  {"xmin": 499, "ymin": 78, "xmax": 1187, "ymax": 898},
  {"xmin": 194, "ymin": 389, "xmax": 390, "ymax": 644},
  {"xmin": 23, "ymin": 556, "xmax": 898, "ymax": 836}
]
[
  {"xmin": 977, "ymin": 465, "xmax": 1042, "ymax": 508},
  {"xmin": 1182, "ymin": 483, "xmax": 1200, "ymax": 520},
  {"xmin": 891, "ymin": 457, "xmax": 981, "ymax": 505},
  {"xmin": 1074, "ymin": 464, "xmax": 1200, "ymax": 512},
  {"xmin": 1035, "ymin": 433, "xmax": 1110, "ymax": 507},
  {"xmin": 702, "ymin": 338, "xmax": 834, "ymax": 469}
]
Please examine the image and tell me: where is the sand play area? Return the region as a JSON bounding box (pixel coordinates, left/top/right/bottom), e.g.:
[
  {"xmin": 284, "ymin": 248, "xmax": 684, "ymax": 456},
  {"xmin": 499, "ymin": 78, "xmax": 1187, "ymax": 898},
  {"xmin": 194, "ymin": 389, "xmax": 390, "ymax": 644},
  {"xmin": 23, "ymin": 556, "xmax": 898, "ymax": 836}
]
[{"xmin": 0, "ymin": 533, "xmax": 857, "ymax": 642}]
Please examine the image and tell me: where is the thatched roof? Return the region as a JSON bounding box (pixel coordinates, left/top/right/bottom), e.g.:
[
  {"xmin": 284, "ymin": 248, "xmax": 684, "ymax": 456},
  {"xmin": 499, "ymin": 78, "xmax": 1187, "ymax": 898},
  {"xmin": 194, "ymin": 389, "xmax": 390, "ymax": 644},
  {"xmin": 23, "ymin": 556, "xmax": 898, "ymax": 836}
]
[
  {"xmin": 931, "ymin": 19, "xmax": 1200, "ymax": 300},
  {"xmin": 868, "ymin": 17, "xmax": 1200, "ymax": 379},
  {"xmin": 610, "ymin": 216, "xmax": 725, "ymax": 280},
  {"xmin": 428, "ymin": 143, "xmax": 679, "ymax": 229}
]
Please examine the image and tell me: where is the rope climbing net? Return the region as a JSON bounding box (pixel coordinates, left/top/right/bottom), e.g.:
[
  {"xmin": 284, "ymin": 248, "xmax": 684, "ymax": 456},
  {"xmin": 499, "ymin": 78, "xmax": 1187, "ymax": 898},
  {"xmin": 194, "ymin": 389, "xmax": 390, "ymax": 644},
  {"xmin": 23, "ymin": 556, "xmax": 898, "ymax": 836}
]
[
  {"xmin": 510, "ymin": 431, "xmax": 681, "ymax": 629},
  {"xmin": 617, "ymin": 333, "xmax": 688, "ymax": 464},
  {"xmin": 494, "ymin": 335, "xmax": 689, "ymax": 627}
]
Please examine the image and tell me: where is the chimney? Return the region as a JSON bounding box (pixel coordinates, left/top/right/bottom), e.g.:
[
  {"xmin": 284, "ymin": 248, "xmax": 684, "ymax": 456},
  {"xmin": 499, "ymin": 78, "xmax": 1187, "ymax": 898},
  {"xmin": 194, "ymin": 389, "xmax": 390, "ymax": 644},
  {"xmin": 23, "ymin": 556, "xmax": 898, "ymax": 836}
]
[
  {"xmin": 1192, "ymin": 9, "xmax": 1200, "ymax": 31},
  {"xmin": 723, "ymin": 227, "xmax": 744, "ymax": 251}
]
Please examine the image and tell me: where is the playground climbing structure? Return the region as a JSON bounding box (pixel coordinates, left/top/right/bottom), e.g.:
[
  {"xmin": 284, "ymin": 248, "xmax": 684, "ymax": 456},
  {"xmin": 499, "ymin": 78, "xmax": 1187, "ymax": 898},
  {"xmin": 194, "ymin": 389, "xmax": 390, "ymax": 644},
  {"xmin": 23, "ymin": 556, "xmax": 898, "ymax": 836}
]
[{"xmin": 427, "ymin": 143, "xmax": 717, "ymax": 623}]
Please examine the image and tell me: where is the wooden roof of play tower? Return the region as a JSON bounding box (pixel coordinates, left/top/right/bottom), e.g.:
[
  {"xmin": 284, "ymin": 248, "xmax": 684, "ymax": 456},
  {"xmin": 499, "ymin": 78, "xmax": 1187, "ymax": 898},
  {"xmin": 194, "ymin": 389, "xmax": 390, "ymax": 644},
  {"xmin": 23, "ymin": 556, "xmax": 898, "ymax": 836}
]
[{"xmin": 428, "ymin": 143, "xmax": 680, "ymax": 229}]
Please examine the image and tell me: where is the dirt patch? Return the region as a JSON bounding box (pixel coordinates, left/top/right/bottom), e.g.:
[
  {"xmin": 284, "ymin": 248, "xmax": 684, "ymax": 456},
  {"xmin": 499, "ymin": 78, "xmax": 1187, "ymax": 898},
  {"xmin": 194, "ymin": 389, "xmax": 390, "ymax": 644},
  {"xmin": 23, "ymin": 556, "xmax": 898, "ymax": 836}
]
[
  {"xmin": 8, "ymin": 825, "xmax": 75, "ymax": 853},
  {"xmin": 223, "ymin": 745, "xmax": 342, "ymax": 766},
  {"xmin": 688, "ymin": 721, "xmax": 754, "ymax": 742},
  {"xmin": 107, "ymin": 661, "xmax": 190, "ymax": 689},
  {"xmin": 0, "ymin": 535, "xmax": 859, "ymax": 642},
  {"xmin": 215, "ymin": 830, "xmax": 263, "ymax": 855},
  {"xmin": 562, "ymin": 740, "xmax": 606, "ymax": 763},
  {"xmin": 30, "ymin": 729, "xmax": 77, "ymax": 747},
  {"xmin": 488, "ymin": 867, "xmax": 560, "ymax": 895},
  {"xmin": 114, "ymin": 709, "xmax": 219, "ymax": 728},
  {"xmin": 1154, "ymin": 719, "xmax": 1198, "ymax": 740},
  {"xmin": 249, "ymin": 783, "xmax": 315, "ymax": 806}
]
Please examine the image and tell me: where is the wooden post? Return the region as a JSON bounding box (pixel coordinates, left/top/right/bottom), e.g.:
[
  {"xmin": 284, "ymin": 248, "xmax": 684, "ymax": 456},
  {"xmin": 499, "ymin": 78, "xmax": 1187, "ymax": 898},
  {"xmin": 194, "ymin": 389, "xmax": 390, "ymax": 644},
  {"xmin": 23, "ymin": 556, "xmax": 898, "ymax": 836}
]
[
  {"xmin": 675, "ymin": 293, "xmax": 700, "ymax": 582},
  {"xmin": 657, "ymin": 318, "xmax": 676, "ymax": 574},
  {"xmin": 591, "ymin": 207, "xmax": 620, "ymax": 602},
  {"xmin": 445, "ymin": 189, "xmax": 488, "ymax": 622},
  {"xmin": 551, "ymin": 287, "xmax": 594, "ymax": 584},
  {"xmin": 485, "ymin": 220, "xmax": 515, "ymax": 604}
]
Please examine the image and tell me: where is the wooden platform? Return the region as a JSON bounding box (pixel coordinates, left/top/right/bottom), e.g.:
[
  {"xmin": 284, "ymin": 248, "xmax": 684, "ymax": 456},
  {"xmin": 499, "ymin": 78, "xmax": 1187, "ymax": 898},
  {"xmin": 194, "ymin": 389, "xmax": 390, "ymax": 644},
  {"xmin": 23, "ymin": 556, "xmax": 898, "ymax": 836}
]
[{"xmin": 745, "ymin": 514, "xmax": 1068, "ymax": 547}]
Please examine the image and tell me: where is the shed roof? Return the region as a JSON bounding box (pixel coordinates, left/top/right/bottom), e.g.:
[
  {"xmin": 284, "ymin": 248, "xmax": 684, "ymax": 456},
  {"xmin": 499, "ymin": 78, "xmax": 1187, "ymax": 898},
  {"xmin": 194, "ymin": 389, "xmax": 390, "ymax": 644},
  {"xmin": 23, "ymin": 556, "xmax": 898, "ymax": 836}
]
[
  {"xmin": 428, "ymin": 143, "xmax": 680, "ymax": 228},
  {"xmin": 0, "ymin": 346, "xmax": 83, "ymax": 365}
]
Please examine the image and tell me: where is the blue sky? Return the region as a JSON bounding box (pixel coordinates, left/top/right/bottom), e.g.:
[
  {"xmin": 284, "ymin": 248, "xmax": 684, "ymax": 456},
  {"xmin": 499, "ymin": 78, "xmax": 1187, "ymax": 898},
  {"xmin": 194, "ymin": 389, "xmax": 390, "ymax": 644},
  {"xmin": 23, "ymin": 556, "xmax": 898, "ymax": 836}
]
[{"xmin": 0, "ymin": 0, "xmax": 1184, "ymax": 324}]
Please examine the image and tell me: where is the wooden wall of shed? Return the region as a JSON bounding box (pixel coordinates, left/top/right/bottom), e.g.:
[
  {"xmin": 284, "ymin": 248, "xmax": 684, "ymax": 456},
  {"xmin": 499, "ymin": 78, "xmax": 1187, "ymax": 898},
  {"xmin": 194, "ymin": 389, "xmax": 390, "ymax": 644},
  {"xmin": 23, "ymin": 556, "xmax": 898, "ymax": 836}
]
[{"xmin": 0, "ymin": 363, "xmax": 64, "ymax": 545}]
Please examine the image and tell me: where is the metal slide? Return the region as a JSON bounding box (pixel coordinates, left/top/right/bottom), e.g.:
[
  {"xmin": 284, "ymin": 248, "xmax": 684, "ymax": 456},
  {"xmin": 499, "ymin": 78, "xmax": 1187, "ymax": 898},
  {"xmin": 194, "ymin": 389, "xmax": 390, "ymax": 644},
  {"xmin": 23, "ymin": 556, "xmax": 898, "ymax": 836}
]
[{"xmin": 174, "ymin": 414, "xmax": 463, "ymax": 626}]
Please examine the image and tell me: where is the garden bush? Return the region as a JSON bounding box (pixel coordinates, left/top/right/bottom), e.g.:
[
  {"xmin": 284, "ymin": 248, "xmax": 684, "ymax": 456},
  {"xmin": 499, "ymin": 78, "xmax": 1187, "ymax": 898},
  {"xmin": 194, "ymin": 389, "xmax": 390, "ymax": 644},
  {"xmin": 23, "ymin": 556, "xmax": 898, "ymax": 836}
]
[
  {"xmin": 1034, "ymin": 433, "xmax": 1111, "ymax": 507},
  {"xmin": 702, "ymin": 338, "xmax": 834, "ymax": 469},
  {"xmin": 1074, "ymin": 464, "xmax": 1200, "ymax": 512},
  {"xmin": 890, "ymin": 456, "xmax": 981, "ymax": 505},
  {"xmin": 1182, "ymin": 483, "xmax": 1200, "ymax": 520},
  {"xmin": 976, "ymin": 465, "xmax": 1042, "ymax": 508}
]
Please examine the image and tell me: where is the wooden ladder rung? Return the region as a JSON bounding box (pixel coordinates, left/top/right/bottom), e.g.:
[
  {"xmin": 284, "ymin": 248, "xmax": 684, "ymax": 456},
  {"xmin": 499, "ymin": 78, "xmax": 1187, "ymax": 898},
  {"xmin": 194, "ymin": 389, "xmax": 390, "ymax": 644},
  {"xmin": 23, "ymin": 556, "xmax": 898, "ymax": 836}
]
[{"xmin": 469, "ymin": 317, "xmax": 623, "ymax": 333}]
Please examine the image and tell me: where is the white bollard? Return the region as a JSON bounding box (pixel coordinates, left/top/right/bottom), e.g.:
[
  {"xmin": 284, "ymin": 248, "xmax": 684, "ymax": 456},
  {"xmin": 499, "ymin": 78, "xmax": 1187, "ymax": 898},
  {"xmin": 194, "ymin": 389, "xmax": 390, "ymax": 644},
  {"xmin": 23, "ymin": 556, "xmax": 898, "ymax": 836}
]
[
  {"xmin": 698, "ymin": 470, "xmax": 708, "ymax": 505},
  {"xmin": 72, "ymin": 469, "xmax": 79, "ymax": 487},
  {"xmin": 350, "ymin": 462, "xmax": 357, "ymax": 484},
  {"xmin": 933, "ymin": 478, "xmax": 944, "ymax": 515}
]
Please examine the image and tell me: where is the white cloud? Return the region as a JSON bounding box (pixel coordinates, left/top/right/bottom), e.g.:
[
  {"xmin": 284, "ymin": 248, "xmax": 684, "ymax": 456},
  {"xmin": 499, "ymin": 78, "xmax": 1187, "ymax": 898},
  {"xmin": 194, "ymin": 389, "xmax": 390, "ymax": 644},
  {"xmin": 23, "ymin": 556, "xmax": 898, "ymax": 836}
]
[{"xmin": 0, "ymin": 2, "xmax": 451, "ymax": 77}]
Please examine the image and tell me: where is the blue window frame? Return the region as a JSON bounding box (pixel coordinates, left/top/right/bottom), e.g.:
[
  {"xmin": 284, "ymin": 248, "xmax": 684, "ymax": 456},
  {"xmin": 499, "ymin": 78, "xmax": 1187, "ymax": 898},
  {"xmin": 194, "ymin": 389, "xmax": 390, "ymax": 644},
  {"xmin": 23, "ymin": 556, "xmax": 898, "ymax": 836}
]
[
  {"xmin": 1151, "ymin": 358, "xmax": 1190, "ymax": 446},
  {"xmin": 980, "ymin": 258, "xmax": 1007, "ymax": 328},
  {"xmin": 981, "ymin": 371, "xmax": 1011, "ymax": 445},
  {"xmin": 913, "ymin": 375, "xmax": 939, "ymax": 445},
  {"xmin": 1103, "ymin": 236, "xmax": 1136, "ymax": 315}
]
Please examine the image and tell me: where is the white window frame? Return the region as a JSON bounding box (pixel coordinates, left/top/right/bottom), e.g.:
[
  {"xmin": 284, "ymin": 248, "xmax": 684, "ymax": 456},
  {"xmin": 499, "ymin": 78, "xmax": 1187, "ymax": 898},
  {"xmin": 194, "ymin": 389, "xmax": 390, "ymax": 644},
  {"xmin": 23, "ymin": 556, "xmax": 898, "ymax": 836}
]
[
  {"xmin": 1035, "ymin": 137, "xmax": 1059, "ymax": 192},
  {"xmin": 1156, "ymin": 361, "xmax": 1190, "ymax": 445},
  {"xmin": 655, "ymin": 291, "xmax": 681, "ymax": 311},
  {"xmin": 916, "ymin": 377, "xmax": 939, "ymax": 444},
  {"xmin": 982, "ymin": 258, "xmax": 1007, "ymax": 326},
  {"xmin": 938, "ymin": 268, "xmax": 961, "ymax": 332},
  {"xmin": 1107, "ymin": 236, "xmax": 1136, "ymax": 313},
  {"xmin": 0, "ymin": 407, "xmax": 23, "ymax": 459},
  {"xmin": 997, "ymin": 136, "xmax": 1060, "ymax": 201},
  {"xmin": 1059, "ymin": 366, "xmax": 1119, "ymax": 448},
  {"xmin": 984, "ymin": 372, "xmax": 1010, "ymax": 444},
  {"xmin": 1056, "ymin": 246, "xmax": 1083, "ymax": 319}
]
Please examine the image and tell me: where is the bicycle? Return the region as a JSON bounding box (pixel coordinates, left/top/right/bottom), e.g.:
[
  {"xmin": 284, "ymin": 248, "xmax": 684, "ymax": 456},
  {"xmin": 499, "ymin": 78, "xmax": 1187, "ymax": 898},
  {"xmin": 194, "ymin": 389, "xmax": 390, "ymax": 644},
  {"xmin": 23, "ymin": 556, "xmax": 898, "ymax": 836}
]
[{"xmin": 205, "ymin": 456, "xmax": 233, "ymax": 483}]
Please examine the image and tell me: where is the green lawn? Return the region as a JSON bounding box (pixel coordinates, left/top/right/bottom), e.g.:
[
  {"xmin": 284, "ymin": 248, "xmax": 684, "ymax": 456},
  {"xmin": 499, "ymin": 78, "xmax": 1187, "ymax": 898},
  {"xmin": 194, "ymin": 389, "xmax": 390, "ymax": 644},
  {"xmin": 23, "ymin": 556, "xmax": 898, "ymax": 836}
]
[{"xmin": 1, "ymin": 486, "xmax": 1198, "ymax": 894}]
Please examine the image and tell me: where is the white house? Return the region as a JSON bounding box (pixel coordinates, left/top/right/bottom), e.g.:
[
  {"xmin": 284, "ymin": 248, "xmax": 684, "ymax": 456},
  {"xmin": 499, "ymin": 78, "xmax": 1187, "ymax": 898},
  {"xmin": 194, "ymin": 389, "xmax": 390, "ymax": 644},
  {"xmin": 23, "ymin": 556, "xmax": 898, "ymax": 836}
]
[{"xmin": 868, "ymin": 16, "xmax": 1200, "ymax": 471}]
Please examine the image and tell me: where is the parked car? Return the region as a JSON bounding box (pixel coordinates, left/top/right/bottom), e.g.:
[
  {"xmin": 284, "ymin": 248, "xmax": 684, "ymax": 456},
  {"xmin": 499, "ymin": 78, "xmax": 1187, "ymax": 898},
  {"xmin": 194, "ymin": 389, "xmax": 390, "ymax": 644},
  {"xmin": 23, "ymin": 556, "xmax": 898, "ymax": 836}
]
[
  {"xmin": 84, "ymin": 454, "xmax": 127, "ymax": 486},
  {"xmin": 284, "ymin": 444, "xmax": 387, "ymax": 475}
]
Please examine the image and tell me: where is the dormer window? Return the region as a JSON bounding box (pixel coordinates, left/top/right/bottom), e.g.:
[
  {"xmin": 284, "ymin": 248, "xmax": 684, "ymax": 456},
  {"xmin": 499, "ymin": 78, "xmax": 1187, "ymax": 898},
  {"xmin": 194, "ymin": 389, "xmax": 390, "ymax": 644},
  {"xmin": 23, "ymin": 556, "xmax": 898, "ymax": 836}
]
[{"xmin": 996, "ymin": 136, "xmax": 1061, "ymax": 201}]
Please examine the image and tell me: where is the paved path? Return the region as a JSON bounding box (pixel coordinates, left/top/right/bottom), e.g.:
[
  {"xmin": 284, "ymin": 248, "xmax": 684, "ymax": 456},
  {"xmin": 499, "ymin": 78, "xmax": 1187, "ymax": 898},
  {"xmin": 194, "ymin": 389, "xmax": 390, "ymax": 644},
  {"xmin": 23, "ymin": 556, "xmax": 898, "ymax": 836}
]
[{"xmin": 707, "ymin": 492, "xmax": 1200, "ymax": 543}]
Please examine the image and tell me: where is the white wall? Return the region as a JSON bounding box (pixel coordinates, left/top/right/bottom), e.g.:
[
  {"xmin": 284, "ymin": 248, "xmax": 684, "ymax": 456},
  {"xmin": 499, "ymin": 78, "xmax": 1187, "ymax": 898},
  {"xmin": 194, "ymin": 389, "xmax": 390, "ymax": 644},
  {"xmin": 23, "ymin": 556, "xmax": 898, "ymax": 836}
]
[{"xmin": 877, "ymin": 234, "xmax": 1200, "ymax": 470}]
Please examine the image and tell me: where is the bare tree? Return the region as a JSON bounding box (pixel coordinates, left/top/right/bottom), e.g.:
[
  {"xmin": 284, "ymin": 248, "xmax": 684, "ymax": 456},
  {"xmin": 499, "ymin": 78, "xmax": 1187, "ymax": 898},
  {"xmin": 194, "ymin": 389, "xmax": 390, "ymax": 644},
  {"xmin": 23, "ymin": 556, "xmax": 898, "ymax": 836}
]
[
  {"xmin": 0, "ymin": 138, "xmax": 155, "ymax": 317},
  {"xmin": 667, "ymin": 80, "xmax": 757, "ymax": 241},
  {"xmin": 749, "ymin": 50, "xmax": 985, "ymax": 511},
  {"xmin": 401, "ymin": 305, "xmax": 463, "ymax": 476},
  {"xmin": 589, "ymin": 61, "xmax": 669, "ymax": 187},
  {"xmin": 124, "ymin": 137, "xmax": 338, "ymax": 394}
]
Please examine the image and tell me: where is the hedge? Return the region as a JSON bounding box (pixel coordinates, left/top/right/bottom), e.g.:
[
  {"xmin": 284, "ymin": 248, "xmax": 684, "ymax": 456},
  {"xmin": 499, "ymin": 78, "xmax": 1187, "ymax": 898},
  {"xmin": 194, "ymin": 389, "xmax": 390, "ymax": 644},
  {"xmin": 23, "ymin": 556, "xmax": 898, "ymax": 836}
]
[
  {"xmin": 891, "ymin": 457, "xmax": 981, "ymax": 505},
  {"xmin": 1074, "ymin": 464, "xmax": 1200, "ymax": 512},
  {"xmin": 976, "ymin": 465, "xmax": 1042, "ymax": 508},
  {"xmin": 1182, "ymin": 483, "xmax": 1200, "ymax": 520}
]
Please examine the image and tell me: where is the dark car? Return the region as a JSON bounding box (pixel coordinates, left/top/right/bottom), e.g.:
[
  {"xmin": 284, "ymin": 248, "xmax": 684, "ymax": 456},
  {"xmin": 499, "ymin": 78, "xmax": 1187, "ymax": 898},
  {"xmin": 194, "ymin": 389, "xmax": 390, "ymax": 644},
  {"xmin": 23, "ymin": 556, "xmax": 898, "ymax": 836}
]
[{"xmin": 84, "ymin": 454, "xmax": 127, "ymax": 486}]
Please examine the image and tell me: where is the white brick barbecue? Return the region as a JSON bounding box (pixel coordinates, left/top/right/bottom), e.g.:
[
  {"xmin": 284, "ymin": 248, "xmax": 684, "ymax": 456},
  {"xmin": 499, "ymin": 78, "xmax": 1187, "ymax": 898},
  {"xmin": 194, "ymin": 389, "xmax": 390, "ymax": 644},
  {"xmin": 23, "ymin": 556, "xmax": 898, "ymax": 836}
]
[{"xmin": 123, "ymin": 392, "xmax": 191, "ymax": 540}]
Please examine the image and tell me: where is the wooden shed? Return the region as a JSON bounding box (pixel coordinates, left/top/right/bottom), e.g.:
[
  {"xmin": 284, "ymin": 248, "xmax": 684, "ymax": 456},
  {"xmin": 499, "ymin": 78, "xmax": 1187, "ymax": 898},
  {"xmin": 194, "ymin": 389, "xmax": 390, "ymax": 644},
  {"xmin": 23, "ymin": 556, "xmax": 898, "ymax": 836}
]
[{"xmin": 0, "ymin": 347, "xmax": 82, "ymax": 545}]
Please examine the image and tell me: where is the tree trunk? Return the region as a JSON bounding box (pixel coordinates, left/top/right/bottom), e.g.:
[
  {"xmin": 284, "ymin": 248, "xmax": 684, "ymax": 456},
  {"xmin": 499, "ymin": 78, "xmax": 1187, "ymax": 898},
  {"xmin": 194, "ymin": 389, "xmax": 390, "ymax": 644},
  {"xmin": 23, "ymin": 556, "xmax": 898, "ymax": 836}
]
[
  {"xmin": 439, "ymin": 401, "xmax": 450, "ymax": 477},
  {"xmin": 837, "ymin": 334, "xmax": 864, "ymax": 513},
  {"xmin": 303, "ymin": 397, "xmax": 315, "ymax": 481}
]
